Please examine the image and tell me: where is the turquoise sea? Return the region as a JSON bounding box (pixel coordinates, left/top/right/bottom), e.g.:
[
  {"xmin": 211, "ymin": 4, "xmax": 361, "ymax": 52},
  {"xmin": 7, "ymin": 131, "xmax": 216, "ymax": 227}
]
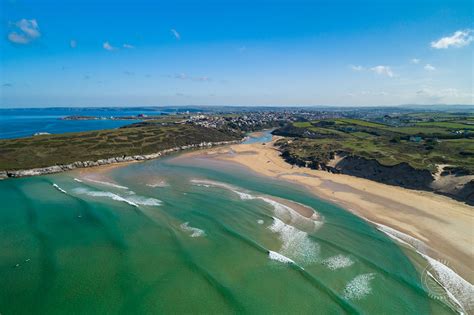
[{"xmin": 0, "ymin": 136, "xmax": 462, "ymax": 314}]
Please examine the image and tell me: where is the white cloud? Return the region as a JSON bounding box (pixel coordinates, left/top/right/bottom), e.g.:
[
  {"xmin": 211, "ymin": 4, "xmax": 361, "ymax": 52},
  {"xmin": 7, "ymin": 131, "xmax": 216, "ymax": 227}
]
[
  {"xmin": 7, "ymin": 18, "xmax": 41, "ymax": 44},
  {"xmin": 16, "ymin": 19, "xmax": 40, "ymax": 38},
  {"xmin": 171, "ymin": 73, "xmax": 211, "ymax": 82},
  {"xmin": 424, "ymin": 64, "xmax": 436, "ymax": 71},
  {"xmin": 8, "ymin": 32, "xmax": 30, "ymax": 44},
  {"xmin": 171, "ymin": 29, "xmax": 181, "ymax": 40},
  {"xmin": 103, "ymin": 41, "xmax": 116, "ymax": 51},
  {"xmin": 410, "ymin": 58, "xmax": 420, "ymax": 64},
  {"xmin": 350, "ymin": 65, "xmax": 364, "ymax": 71},
  {"xmin": 123, "ymin": 43, "xmax": 134, "ymax": 49},
  {"xmin": 431, "ymin": 29, "xmax": 473, "ymax": 49},
  {"xmin": 70, "ymin": 40, "xmax": 77, "ymax": 48},
  {"xmin": 370, "ymin": 65, "xmax": 394, "ymax": 77},
  {"xmin": 416, "ymin": 87, "xmax": 472, "ymax": 101}
]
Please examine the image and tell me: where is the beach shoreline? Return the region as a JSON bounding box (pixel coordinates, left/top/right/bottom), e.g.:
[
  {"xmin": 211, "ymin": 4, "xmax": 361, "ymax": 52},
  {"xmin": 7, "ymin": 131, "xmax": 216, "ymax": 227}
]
[{"xmin": 179, "ymin": 137, "xmax": 474, "ymax": 286}]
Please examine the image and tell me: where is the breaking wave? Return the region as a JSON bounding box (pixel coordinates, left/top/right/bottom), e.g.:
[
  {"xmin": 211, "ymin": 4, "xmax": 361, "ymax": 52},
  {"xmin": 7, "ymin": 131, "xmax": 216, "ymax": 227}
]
[
  {"xmin": 180, "ymin": 222, "xmax": 206, "ymax": 238},
  {"xmin": 190, "ymin": 179, "xmax": 323, "ymax": 233},
  {"xmin": 268, "ymin": 250, "xmax": 295, "ymax": 264},
  {"xmin": 371, "ymin": 220, "xmax": 473, "ymax": 312},
  {"xmin": 52, "ymin": 183, "xmax": 67, "ymax": 194},
  {"xmin": 269, "ymin": 217, "xmax": 320, "ymax": 265},
  {"xmin": 342, "ymin": 273, "xmax": 376, "ymax": 300},
  {"xmin": 72, "ymin": 187, "xmax": 161, "ymax": 208}
]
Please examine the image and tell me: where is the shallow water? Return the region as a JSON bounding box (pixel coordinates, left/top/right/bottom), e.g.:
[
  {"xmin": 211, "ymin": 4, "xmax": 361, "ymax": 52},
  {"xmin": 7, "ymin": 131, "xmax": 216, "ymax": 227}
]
[
  {"xmin": 242, "ymin": 129, "xmax": 274, "ymax": 144},
  {"xmin": 0, "ymin": 153, "xmax": 459, "ymax": 314}
]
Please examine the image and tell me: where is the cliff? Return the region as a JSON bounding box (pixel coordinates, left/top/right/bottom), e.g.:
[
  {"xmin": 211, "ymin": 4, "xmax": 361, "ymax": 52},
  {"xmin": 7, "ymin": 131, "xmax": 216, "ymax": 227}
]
[{"xmin": 279, "ymin": 149, "xmax": 474, "ymax": 206}]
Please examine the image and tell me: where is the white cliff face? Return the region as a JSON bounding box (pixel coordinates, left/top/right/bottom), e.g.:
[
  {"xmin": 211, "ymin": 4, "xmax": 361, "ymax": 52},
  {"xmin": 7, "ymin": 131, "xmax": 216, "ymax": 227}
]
[{"xmin": 0, "ymin": 140, "xmax": 242, "ymax": 179}]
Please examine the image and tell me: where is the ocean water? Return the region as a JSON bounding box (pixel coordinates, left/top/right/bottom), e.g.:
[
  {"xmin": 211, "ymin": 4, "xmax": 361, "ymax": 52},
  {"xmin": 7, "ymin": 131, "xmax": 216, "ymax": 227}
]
[
  {"xmin": 0, "ymin": 152, "xmax": 459, "ymax": 314},
  {"xmin": 0, "ymin": 108, "xmax": 164, "ymax": 139},
  {"xmin": 243, "ymin": 129, "xmax": 274, "ymax": 144}
]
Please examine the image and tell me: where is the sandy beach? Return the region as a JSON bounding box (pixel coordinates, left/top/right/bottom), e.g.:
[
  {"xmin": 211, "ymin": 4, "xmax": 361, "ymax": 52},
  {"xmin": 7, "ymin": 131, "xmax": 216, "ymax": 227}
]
[{"xmin": 183, "ymin": 137, "xmax": 474, "ymax": 284}]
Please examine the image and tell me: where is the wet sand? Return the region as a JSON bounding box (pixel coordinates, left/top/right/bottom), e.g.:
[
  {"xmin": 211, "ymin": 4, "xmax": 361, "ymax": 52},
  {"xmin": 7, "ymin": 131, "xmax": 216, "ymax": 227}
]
[{"xmin": 182, "ymin": 138, "xmax": 474, "ymax": 283}]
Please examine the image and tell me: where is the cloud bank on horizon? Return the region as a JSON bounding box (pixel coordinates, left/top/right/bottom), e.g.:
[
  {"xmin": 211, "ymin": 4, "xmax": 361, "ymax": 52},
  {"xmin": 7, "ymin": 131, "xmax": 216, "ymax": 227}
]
[{"xmin": 1, "ymin": 0, "xmax": 473, "ymax": 107}]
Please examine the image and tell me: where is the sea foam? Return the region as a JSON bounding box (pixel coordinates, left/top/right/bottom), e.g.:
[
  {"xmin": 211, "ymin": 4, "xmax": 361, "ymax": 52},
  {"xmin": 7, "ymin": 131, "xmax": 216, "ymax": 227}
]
[
  {"xmin": 371, "ymin": 221, "xmax": 473, "ymax": 312},
  {"xmin": 180, "ymin": 222, "xmax": 206, "ymax": 238},
  {"xmin": 322, "ymin": 255, "xmax": 354, "ymax": 270},
  {"xmin": 342, "ymin": 273, "xmax": 376, "ymax": 300},
  {"xmin": 269, "ymin": 217, "xmax": 320, "ymax": 265}
]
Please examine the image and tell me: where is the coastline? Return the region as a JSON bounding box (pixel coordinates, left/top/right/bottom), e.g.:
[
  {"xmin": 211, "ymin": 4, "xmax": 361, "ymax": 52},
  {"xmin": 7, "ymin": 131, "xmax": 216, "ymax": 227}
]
[
  {"xmin": 0, "ymin": 140, "xmax": 242, "ymax": 180},
  {"xmin": 181, "ymin": 137, "xmax": 474, "ymax": 286}
]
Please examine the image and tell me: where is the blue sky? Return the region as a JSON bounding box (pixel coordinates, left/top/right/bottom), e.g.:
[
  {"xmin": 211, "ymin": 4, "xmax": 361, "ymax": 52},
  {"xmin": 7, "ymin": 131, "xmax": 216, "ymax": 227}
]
[{"xmin": 1, "ymin": 0, "xmax": 473, "ymax": 107}]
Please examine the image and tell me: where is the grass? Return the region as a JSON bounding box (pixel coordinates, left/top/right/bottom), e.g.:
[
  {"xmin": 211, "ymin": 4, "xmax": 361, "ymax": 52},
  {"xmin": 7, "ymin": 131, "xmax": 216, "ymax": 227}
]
[
  {"xmin": 415, "ymin": 121, "xmax": 474, "ymax": 130},
  {"xmin": 0, "ymin": 123, "xmax": 241, "ymax": 171},
  {"xmin": 275, "ymin": 116, "xmax": 474, "ymax": 173}
]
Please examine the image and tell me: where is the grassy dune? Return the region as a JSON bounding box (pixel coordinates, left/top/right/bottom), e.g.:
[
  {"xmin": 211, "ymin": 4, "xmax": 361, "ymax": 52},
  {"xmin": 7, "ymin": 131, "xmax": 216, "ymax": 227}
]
[
  {"xmin": 275, "ymin": 117, "xmax": 474, "ymax": 173},
  {"xmin": 0, "ymin": 123, "xmax": 240, "ymax": 171}
]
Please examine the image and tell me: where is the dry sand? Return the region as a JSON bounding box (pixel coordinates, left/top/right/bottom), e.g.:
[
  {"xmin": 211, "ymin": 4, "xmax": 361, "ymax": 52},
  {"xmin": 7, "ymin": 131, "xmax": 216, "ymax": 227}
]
[{"xmin": 185, "ymin": 137, "xmax": 474, "ymax": 283}]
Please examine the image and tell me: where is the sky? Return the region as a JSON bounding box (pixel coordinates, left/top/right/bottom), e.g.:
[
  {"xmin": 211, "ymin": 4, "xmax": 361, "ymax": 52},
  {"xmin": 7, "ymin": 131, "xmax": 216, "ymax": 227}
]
[{"xmin": 0, "ymin": 0, "xmax": 473, "ymax": 107}]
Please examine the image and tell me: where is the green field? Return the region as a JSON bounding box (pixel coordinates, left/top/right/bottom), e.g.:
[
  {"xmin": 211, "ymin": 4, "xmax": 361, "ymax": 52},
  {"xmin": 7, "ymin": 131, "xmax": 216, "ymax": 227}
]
[
  {"xmin": 0, "ymin": 123, "xmax": 241, "ymax": 171},
  {"xmin": 274, "ymin": 116, "xmax": 474, "ymax": 173}
]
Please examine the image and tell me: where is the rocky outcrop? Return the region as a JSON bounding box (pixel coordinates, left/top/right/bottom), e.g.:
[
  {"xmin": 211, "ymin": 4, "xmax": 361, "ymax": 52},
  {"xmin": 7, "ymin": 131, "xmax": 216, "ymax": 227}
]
[{"xmin": 0, "ymin": 140, "xmax": 241, "ymax": 179}]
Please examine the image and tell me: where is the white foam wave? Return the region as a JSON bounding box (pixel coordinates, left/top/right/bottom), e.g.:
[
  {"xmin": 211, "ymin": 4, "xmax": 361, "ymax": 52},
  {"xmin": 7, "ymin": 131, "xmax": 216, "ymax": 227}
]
[
  {"xmin": 268, "ymin": 250, "xmax": 295, "ymax": 264},
  {"xmin": 73, "ymin": 187, "xmax": 139, "ymax": 207},
  {"xmin": 421, "ymin": 253, "xmax": 473, "ymax": 313},
  {"xmin": 83, "ymin": 178, "xmax": 129, "ymax": 190},
  {"xmin": 52, "ymin": 183, "xmax": 67, "ymax": 194},
  {"xmin": 322, "ymin": 255, "xmax": 354, "ymax": 270},
  {"xmin": 73, "ymin": 178, "xmax": 83, "ymax": 183},
  {"xmin": 193, "ymin": 179, "xmax": 323, "ymax": 230},
  {"xmin": 127, "ymin": 195, "xmax": 162, "ymax": 206},
  {"xmin": 343, "ymin": 273, "xmax": 376, "ymax": 300},
  {"xmin": 370, "ymin": 220, "xmax": 473, "ymax": 312},
  {"xmin": 190, "ymin": 179, "xmax": 323, "ymax": 264},
  {"xmin": 233, "ymin": 190, "xmax": 255, "ymax": 200},
  {"xmin": 180, "ymin": 222, "xmax": 206, "ymax": 238},
  {"xmin": 269, "ymin": 217, "xmax": 320, "ymax": 265},
  {"xmin": 72, "ymin": 186, "xmax": 162, "ymax": 207},
  {"xmin": 257, "ymin": 219, "xmax": 264, "ymax": 225}
]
